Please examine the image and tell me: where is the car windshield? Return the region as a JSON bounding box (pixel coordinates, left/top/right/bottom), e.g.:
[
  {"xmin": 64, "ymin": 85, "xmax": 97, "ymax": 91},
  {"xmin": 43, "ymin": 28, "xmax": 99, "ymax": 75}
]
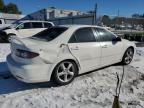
[
  {"xmin": 10, "ymin": 21, "xmax": 22, "ymax": 28},
  {"xmin": 31, "ymin": 27, "xmax": 68, "ymax": 41}
]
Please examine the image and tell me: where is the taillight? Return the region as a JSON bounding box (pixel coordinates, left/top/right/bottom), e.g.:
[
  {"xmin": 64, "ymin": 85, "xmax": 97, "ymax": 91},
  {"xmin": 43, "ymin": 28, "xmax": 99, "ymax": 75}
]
[{"xmin": 15, "ymin": 49, "xmax": 39, "ymax": 59}]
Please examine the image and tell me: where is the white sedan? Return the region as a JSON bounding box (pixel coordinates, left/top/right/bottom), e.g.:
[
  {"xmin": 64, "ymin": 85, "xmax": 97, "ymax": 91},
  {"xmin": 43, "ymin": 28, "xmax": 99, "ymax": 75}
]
[{"xmin": 7, "ymin": 25, "xmax": 135, "ymax": 85}]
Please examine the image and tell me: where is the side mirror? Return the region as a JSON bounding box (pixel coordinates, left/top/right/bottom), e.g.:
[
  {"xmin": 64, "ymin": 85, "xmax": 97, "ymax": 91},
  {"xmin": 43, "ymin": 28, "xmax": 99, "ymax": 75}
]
[
  {"xmin": 16, "ymin": 24, "xmax": 24, "ymax": 30},
  {"xmin": 113, "ymin": 37, "xmax": 121, "ymax": 42}
]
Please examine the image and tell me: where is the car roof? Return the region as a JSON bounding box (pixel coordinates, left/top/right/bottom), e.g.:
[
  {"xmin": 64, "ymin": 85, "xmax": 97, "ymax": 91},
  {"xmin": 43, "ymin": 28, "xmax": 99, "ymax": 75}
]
[
  {"xmin": 59, "ymin": 24, "xmax": 106, "ymax": 29},
  {"xmin": 57, "ymin": 25, "xmax": 117, "ymax": 37},
  {"xmin": 20, "ymin": 20, "xmax": 53, "ymax": 23}
]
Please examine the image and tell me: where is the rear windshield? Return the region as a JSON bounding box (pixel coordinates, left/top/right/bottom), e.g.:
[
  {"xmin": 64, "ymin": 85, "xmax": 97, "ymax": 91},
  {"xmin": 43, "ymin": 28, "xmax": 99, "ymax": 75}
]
[{"xmin": 31, "ymin": 27, "xmax": 68, "ymax": 41}]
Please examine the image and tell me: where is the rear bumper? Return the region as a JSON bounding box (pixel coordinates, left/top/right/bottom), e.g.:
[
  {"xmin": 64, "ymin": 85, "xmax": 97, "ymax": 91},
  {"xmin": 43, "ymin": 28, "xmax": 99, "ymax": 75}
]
[{"xmin": 7, "ymin": 54, "xmax": 52, "ymax": 83}]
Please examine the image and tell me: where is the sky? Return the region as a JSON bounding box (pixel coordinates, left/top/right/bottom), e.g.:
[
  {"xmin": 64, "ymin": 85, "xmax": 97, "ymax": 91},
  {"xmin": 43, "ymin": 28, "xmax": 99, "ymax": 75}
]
[{"xmin": 4, "ymin": 0, "xmax": 144, "ymax": 17}]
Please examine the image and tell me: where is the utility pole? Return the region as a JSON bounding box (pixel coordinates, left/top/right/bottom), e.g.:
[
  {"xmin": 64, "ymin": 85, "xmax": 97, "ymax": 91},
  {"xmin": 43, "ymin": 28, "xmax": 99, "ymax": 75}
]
[
  {"xmin": 93, "ymin": 3, "xmax": 97, "ymax": 25},
  {"xmin": 116, "ymin": 9, "xmax": 120, "ymax": 31},
  {"xmin": 117, "ymin": 9, "xmax": 120, "ymax": 17}
]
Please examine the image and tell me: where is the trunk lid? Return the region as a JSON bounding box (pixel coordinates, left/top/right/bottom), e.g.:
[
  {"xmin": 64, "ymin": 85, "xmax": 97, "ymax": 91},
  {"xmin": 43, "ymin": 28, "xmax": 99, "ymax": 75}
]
[{"xmin": 10, "ymin": 36, "xmax": 60, "ymax": 64}]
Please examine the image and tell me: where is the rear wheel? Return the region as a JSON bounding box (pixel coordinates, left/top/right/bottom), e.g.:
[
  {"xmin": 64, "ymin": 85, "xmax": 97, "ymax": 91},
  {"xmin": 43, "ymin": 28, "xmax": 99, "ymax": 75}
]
[
  {"xmin": 122, "ymin": 48, "xmax": 134, "ymax": 65},
  {"xmin": 52, "ymin": 60, "xmax": 78, "ymax": 85}
]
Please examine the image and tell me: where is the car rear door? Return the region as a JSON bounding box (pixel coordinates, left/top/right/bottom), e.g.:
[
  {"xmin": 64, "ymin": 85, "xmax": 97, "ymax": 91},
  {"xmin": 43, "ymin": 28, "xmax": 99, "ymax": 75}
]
[
  {"xmin": 68, "ymin": 27, "xmax": 101, "ymax": 73},
  {"xmin": 16, "ymin": 22, "xmax": 33, "ymax": 38},
  {"xmin": 31, "ymin": 22, "xmax": 46, "ymax": 35},
  {"xmin": 43, "ymin": 22, "xmax": 53, "ymax": 28},
  {"xmin": 94, "ymin": 28, "xmax": 123, "ymax": 67}
]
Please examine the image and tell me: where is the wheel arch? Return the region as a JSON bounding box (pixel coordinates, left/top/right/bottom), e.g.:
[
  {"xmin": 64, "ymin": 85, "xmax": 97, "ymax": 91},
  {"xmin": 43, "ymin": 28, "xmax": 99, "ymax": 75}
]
[
  {"xmin": 124, "ymin": 45, "xmax": 134, "ymax": 53},
  {"xmin": 128, "ymin": 46, "xmax": 134, "ymax": 52},
  {"xmin": 50, "ymin": 58, "xmax": 80, "ymax": 81},
  {"xmin": 121, "ymin": 46, "xmax": 135, "ymax": 64},
  {"xmin": 123, "ymin": 46, "xmax": 134, "ymax": 57}
]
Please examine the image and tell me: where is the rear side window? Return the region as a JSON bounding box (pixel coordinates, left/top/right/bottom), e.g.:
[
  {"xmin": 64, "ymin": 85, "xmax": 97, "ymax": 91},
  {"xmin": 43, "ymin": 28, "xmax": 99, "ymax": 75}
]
[
  {"xmin": 95, "ymin": 28, "xmax": 116, "ymax": 42},
  {"xmin": 69, "ymin": 28, "xmax": 96, "ymax": 43},
  {"xmin": 44, "ymin": 23, "xmax": 53, "ymax": 28},
  {"xmin": 32, "ymin": 22, "xmax": 43, "ymax": 28},
  {"xmin": 69, "ymin": 34, "xmax": 77, "ymax": 43},
  {"xmin": 31, "ymin": 27, "xmax": 68, "ymax": 41}
]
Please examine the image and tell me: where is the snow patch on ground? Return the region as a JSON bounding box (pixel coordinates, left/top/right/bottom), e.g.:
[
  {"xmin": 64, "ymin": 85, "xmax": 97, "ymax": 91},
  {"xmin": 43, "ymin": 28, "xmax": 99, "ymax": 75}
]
[
  {"xmin": 0, "ymin": 44, "xmax": 10, "ymax": 62},
  {"xmin": 131, "ymin": 47, "xmax": 144, "ymax": 74},
  {"xmin": 0, "ymin": 44, "xmax": 10, "ymax": 74},
  {"xmin": 0, "ymin": 44, "xmax": 144, "ymax": 108}
]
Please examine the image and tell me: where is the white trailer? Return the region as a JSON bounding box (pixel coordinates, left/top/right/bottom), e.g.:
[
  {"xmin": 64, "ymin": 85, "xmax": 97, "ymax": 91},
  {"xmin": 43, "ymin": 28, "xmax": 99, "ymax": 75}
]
[{"xmin": 0, "ymin": 13, "xmax": 24, "ymax": 28}]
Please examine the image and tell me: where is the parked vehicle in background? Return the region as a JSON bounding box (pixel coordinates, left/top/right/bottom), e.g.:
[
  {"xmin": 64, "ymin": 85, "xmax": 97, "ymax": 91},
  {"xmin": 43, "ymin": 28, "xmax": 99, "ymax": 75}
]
[
  {"xmin": 126, "ymin": 24, "xmax": 133, "ymax": 30},
  {"xmin": 7, "ymin": 25, "xmax": 135, "ymax": 85},
  {"xmin": 0, "ymin": 19, "xmax": 12, "ymax": 28},
  {"xmin": 0, "ymin": 20, "xmax": 54, "ymax": 42},
  {"xmin": 0, "ymin": 13, "xmax": 25, "ymax": 28},
  {"xmin": 134, "ymin": 25, "xmax": 143, "ymax": 31}
]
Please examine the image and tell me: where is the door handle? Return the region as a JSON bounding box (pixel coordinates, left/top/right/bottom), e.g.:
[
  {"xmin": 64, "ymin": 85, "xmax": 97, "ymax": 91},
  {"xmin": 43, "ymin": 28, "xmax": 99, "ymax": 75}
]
[
  {"xmin": 102, "ymin": 45, "xmax": 108, "ymax": 48},
  {"xmin": 71, "ymin": 46, "xmax": 79, "ymax": 50}
]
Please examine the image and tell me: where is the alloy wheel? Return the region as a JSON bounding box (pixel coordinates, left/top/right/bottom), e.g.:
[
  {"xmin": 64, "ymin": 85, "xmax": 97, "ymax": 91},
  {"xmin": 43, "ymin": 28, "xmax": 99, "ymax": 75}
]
[
  {"xmin": 124, "ymin": 48, "xmax": 134, "ymax": 64},
  {"xmin": 56, "ymin": 61, "xmax": 75, "ymax": 83}
]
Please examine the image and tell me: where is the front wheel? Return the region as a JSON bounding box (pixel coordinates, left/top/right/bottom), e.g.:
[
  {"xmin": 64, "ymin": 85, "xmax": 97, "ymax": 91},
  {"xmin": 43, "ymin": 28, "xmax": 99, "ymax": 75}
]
[
  {"xmin": 7, "ymin": 34, "xmax": 16, "ymax": 42},
  {"xmin": 122, "ymin": 48, "xmax": 134, "ymax": 65},
  {"xmin": 52, "ymin": 61, "xmax": 78, "ymax": 85}
]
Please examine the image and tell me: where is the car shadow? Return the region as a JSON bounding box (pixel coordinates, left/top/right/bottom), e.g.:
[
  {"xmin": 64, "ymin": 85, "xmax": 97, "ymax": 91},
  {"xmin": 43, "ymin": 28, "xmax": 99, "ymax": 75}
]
[
  {"xmin": 0, "ymin": 62, "xmax": 9, "ymax": 75},
  {"xmin": 0, "ymin": 62, "xmax": 123, "ymax": 95},
  {"xmin": 0, "ymin": 61, "xmax": 59, "ymax": 95},
  {"xmin": 0, "ymin": 76, "xmax": 59, "ymax": 95}
]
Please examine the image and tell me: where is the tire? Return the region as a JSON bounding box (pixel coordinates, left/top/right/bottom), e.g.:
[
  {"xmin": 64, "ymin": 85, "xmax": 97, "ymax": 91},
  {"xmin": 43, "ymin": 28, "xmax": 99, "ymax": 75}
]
[
  {"xmin": 122, "ymin": 48, "xmax": 134, "ymax": 65},
  {"xmin": 7, "ymin": 34, "xmax": 16, "ymax": 42},
  {"xmin": 0, "ymin": 36, "xmax": 5, "ymax": 43},
  {"xmin": 0, "ymin": 34, "xmax": 8, "ymax": 43},
  {"xmin": 52, "ymin": 60, "xmax": 78, "ymax": 85}
]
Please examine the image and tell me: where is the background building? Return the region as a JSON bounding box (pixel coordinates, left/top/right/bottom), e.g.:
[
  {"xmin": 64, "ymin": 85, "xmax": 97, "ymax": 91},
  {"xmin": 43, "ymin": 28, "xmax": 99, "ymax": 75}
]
[
  {"xmin": 23, "ymin": 7, "xmax": 86, "ymax": 20},
  {"xmin": 22, "ymin": 7, "xmax": 97, "ymax": 25},
  {"xmin": 0, "ymin": 12, "xmax": 24, "ymax": 24},
  {"xmin": 46, "ymin": 7, "xmax": 85, "ymax": 19}
]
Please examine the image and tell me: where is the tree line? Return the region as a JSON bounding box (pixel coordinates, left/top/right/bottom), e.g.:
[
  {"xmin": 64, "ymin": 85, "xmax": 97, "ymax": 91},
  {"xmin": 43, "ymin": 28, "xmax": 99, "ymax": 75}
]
[
  {"xmin": 101, "ymin": 15, "xmax": 144, "ymax": 27},
  {"xmin": 132, "ymin": 13, "xmax": 144, "ymax": 18},
  {"xmin": 0, "ymin": 0, "xmax": 21, "ymax": 14}
]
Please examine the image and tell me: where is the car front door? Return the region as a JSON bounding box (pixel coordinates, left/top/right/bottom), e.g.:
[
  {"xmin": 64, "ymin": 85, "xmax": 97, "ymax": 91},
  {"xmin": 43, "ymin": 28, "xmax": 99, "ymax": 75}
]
[
  {"xmin": 68, "ymin": 27, "xmax": 101, "ymax": 73},
  {"xmin": 94, "ymin": 28, "xmax": 123, "ymax": 67}
]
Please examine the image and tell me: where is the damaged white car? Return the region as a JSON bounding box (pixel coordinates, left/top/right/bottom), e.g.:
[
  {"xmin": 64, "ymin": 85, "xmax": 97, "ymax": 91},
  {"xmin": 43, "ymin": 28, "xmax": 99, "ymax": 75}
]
[{"xmin": 7, "ymin": 25, "xmax": 135, "ymax": 85}]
